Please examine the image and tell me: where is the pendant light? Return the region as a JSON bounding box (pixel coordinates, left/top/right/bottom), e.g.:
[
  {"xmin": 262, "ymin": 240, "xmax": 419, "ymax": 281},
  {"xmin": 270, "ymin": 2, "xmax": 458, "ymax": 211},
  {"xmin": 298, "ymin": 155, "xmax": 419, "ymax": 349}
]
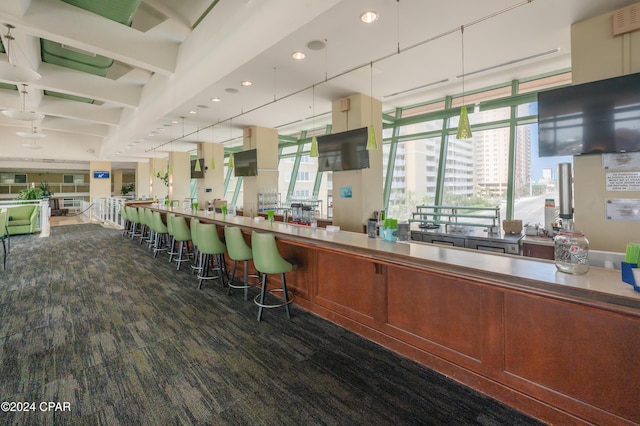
[
  {"xmin": 16, "ymin": 121, "xmax": 46, "ymax": 139},
  {"xmin": 0, "ymin": 24, "xmax": 41, "ymax": 84},
  {"xmin": 366, "ymin": 61, "xmax": 378, "ymax": 150},
  {"xmin": 2, "ymin": 84, "xmax": 44, "ymax": 121},
  {"xmin": 310, "ymin": 84, "xmax": 318, "ymax": 157},
  {"xmin": 194, "ymin": 115, "xmax": 202, "ymax": 172},
  {"xmin": 456, "ymin": 25, "xmax": 472, "ymax": 140}
]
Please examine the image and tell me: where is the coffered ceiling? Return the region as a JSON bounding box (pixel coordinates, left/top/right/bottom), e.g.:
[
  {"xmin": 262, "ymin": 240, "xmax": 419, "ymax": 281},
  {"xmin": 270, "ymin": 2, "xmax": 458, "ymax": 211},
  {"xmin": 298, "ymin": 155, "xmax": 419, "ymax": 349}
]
[{"xmin": 0, "ymin": 0, "xmax": 636, "ymax": 172}]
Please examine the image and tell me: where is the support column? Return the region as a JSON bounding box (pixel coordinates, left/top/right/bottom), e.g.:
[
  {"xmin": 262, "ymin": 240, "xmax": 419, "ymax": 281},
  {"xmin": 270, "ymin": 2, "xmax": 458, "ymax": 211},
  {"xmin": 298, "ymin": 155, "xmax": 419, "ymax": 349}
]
[
  {"xmin": 135, "ymin": 162, "xmax": 150, "ymax": 199},
  {"xmin": 150, "ymin": 157, "xmax": 168, "ymax": 200},
  {"xmin": 196, "ymin": 142, "xmax": 225, "ymax": 205},
  {"xmin": 242, "ymin": 126, "xmax": 279, "ymax": 216},
  {"xmin": 169, "ymin": 151, "xmax": 191, "ymax": 204},
  {"xmin": 331, "ymin": 93, "xmax": 383, "ymax": 232},
  {"xmin": 89, "ymin": 161, "xmax": 112, "ymax": 221},
  {"xmin": 113, "ymin": 170, "xmax": 123, "ymax": 197}
]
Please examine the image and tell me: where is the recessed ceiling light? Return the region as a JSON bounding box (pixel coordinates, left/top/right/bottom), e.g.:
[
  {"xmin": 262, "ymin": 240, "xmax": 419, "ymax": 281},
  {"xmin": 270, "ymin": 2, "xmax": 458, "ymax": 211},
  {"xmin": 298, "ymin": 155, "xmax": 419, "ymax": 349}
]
[
  {"xmin": 360, "ymin": 11, "xmax": 379, "ymax": 24},
  {"xmin": 171, "ymin": 120, "xmax": 179, "ymax": 124},
  {"xmin": 189, "ymin": 110, "xmax": 197, "ymax": 114},
  {"xmin": 292, "ymin": 51, "xmax": 306, "ymax": 60},
  {"xmin": 211, "ymin": 97, "xmax": 221, "ymax": 102},
  {"xmin": 240, "ymin": 80, "xmax": 252, "ymax": 87},
  {"xmin": 225, "ymin": 87, "xmax": 239, "ymax": 94}
]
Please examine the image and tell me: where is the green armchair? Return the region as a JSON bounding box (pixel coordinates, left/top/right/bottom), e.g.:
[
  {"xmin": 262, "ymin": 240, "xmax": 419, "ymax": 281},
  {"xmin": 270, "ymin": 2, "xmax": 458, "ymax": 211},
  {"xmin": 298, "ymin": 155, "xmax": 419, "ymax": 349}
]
[{"xmin": 7, "ymin": 205, "xmax": 40, "ymax": 235}]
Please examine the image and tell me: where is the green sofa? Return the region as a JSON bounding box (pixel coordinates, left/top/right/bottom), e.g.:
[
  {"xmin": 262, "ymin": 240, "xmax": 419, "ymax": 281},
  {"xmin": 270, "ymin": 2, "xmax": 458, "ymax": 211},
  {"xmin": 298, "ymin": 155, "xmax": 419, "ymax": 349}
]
[{"xmin": 7, "ymin": 205, "xmax": 40, "ymax": 235}]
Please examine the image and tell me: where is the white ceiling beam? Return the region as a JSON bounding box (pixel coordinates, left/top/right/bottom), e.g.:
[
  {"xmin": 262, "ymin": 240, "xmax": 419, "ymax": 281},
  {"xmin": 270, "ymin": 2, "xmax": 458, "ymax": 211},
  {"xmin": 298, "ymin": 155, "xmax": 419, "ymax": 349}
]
[
  {"xmin": 34, "ymin": 62, "xmax": 142, "ymax": 108},
  {"xmin": 37, "ymin": 97, "xmax": 123, "ymax": 126}
]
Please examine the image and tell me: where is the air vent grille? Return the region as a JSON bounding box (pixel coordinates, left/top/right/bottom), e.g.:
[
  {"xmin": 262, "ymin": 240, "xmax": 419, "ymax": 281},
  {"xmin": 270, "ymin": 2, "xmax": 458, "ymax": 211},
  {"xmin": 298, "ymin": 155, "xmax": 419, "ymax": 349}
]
[{"xmin": 613, "ymin": 3, "xmax": 640, "ymax": 36}]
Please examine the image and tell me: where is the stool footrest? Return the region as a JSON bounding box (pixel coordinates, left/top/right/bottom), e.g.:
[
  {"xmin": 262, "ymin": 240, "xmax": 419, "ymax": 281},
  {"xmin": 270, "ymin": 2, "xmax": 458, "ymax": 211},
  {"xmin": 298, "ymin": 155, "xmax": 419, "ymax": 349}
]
[
  {"xmin": 254, "ymin": 288, "xmax": 294, "ymax": 309},
  {"xmin": 228, "ymin": 274, "xmax": 260, "ymax": 290}
]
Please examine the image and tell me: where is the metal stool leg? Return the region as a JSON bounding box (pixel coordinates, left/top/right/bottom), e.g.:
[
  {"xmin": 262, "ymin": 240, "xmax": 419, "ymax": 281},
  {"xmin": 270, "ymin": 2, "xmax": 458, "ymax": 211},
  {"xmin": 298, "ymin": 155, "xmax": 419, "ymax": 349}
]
[{"xmin": 257, "ymin": 274, "xmax": 268, "ymax": 321}]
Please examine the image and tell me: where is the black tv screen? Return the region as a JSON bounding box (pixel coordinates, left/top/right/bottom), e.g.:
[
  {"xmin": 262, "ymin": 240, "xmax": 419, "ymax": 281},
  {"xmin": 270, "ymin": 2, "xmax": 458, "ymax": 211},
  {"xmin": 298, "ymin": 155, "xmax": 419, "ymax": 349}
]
[
  {"xmin": 538, "ymin": 72, "xmax": 640, "ymax": 157},
  {"xmin": 190, "ymin": 159, "xmax": 205, "ymax": 178},
  {"xmin": 234, "ymin": 149, "xmax": 258, "ymax": 177},
  {"xmin": 317, "ymin": 127, "xmax": 370, "ymax": 172}
]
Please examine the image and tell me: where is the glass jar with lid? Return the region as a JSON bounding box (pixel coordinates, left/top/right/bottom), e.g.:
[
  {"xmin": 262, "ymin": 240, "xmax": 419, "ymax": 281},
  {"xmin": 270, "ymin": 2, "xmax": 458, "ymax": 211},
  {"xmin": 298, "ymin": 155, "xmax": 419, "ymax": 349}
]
[{"xmin": 554, "ymin": 230, "xmax": 589, "ymax": 274}]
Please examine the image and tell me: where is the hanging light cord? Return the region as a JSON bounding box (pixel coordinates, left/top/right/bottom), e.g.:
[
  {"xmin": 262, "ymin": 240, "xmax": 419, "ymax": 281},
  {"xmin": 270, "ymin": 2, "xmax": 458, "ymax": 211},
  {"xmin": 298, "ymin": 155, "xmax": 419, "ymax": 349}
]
[{"xmin": 461, "ymin": 25, "xmax": 465, "ymax": 106}]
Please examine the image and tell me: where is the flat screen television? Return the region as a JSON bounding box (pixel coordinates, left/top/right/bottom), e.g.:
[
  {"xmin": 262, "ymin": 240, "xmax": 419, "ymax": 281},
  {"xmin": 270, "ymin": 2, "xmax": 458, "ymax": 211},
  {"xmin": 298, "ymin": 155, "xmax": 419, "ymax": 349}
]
[
  {"xmin": 317, "ymin": 127, "xmax": 370, "ymax": 172},
  {"xmin": 233, "ymin": 148, "xmax": 258, "ymax": 177},
  {"xmin": 538, "ymin": 72, "xmax": 640, "ymax": 157},
  {"xmin": 190, "ymin": 159, "xmax": 205, "ymax": 178}
]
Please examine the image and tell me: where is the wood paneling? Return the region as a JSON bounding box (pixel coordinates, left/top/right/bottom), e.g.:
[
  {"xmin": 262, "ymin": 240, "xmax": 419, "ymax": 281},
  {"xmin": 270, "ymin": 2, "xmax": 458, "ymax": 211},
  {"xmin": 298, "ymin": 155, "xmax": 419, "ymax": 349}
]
[
  {"xmin": 504, "ymin": 293, "xmax": 640, "ymax": 423},
  {"xmin": 386, "ymin": 266, "xmax": 485, "ymax": 361},
  {"xmin": 314, "ymin": 250, "xmax": 382, "ymax": 325}
]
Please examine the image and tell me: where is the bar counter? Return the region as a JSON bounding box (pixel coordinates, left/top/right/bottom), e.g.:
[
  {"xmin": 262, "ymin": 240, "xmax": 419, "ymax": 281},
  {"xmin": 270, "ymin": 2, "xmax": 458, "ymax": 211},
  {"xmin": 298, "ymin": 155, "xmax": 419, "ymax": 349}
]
[{"xmin": 150, "ymin": 205, "xmax": 640, "ymax": 425}]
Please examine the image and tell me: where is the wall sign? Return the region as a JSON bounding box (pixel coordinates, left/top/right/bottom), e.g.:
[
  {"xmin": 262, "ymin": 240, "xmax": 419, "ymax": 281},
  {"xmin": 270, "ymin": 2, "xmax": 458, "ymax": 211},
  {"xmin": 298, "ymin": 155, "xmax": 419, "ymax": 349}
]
[
  {"xmin": 606, "ymin": 172, "xmax": 640, "ymax": 191},
  {"xmin": 605, "ymin": 199, "xmax": 640, "ymax": 222},
  {"xmin": 93, "ymin": 171, "xmax": 110, "ymax": 179},
  {"xmin": 602, "ymin": 152, "xmax": 640, "ymax": 171},
  {"xmin": 339, "ymin": 186, "xmax": 352, "ymax": 198}
]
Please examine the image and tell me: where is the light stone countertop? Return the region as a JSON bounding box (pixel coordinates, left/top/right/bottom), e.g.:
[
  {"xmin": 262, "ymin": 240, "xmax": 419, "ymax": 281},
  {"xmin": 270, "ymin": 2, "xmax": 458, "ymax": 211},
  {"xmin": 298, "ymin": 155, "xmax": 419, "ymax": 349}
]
[{"xmin": 164, "ymin": 207, "xmax": 640, "ymax": 312}]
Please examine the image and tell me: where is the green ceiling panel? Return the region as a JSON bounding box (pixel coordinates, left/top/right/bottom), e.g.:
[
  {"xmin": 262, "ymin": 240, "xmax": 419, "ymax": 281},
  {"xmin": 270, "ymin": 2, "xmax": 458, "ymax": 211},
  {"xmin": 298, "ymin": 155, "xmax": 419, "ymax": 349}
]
[
  {"xmin": 37, "ymin": 0, "xmax": 142, "ymax": 104},
  {"xmin": 61, "ymin": 0, "xmax": 142, "ymax": 25},
  {"xmin": 44, "ymin": 90, "xmax": 94, "ymax": 104},
  {"xmin": 42, "ymin": 40, "xmax": 113, "ymax": 75}
]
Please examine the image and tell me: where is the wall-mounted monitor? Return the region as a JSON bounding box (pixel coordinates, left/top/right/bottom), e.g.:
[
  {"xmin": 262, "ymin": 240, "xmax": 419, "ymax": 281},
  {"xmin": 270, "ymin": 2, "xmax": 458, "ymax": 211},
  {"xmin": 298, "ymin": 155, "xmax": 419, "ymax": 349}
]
[
  {"xmin": 317, "ymin": 127, "xmax": 370, "ymax": 172},
  {"xmin": 190, "ymin": 159, "xmax": 205, "ymax": 179},
  {"xmin": 233, "ymin": 149, "xmax": 258, "ymax": 177},
  {"xmin": 538, "ymin": 72, "xmax": 640, "ymax": 157}
]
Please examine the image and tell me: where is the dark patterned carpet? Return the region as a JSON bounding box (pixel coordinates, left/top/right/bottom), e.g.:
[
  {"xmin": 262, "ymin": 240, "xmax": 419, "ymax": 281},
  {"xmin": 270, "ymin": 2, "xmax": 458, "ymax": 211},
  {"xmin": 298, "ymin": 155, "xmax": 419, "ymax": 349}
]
[{"xmin": 0, "ymin": 224, "xmax": 545, "ymax": 425}]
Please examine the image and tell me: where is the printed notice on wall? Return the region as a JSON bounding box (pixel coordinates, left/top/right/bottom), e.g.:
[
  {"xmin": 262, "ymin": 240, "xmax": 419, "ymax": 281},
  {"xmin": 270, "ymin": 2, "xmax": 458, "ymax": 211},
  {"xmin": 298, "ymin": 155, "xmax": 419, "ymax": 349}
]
[
  {"xmin": 605, "ymin": 199, "xmax": 640, "ymax": 222},
  {"xmin": 605, "ymin": 172, "xmax": 640, "ymax": 191},
  {"xmin": 602, "ymin": 152, "xmax": 640, "ymax": 171}
]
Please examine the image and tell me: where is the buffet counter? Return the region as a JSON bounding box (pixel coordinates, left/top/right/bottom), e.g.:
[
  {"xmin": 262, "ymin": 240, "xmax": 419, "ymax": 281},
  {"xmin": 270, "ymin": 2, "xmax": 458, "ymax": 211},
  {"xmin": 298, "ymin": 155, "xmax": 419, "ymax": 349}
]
[{"xmin": 150, "ymin": 205, "xmax": 640, "ymax": 425}]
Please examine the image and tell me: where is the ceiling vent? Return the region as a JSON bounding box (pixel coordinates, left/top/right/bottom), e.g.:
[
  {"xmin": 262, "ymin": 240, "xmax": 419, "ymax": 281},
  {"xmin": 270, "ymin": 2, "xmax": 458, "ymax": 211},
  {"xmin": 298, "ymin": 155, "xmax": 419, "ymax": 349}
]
[{"xmin": 613, "ymin": 2, "xmax": 640, "ymax": 36}]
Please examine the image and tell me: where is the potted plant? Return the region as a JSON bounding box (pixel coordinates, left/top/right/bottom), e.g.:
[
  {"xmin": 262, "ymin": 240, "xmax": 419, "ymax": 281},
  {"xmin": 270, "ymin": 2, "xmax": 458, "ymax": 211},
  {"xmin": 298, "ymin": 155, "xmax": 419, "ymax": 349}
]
[
  {"xmin": 120, "ymin": 183, "xmax": 135, "ymax": 196},
  {"xmin": 17, "ymin": 184, "xmax": 43, "ymax": 200},
  {"xmin": 39, "ymin": 182, "xmax": 54, "ymax": 198}
]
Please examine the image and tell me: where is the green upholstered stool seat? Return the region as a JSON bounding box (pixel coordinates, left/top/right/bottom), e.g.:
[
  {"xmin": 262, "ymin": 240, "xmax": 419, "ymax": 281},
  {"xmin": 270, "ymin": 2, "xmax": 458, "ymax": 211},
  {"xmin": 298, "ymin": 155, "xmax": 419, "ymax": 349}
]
[
  {"xmin": 224, "ymin": 226, "xmax": 259, "ymax": 301},
  {"xmin": 170, "ymin": 215, "xmax": 192, "ymax": 271},
  {"xmin": 196, "ymin": 223, "xmax": 227, "ymax": 289},
  {"xmin": 251, "ymin": 231, "xmax": 294, "ymax": 321},
  {"xmin": 152, "ymin": 211, "xmax": 169, "ymax": 258}
]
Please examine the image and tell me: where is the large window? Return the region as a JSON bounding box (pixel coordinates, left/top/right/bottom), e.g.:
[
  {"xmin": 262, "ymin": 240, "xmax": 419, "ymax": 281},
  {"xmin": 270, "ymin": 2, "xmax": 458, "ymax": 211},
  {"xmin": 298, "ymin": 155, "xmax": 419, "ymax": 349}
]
[{"xmin": 240, "ymin": 70, "xmax": 573, "ymax": 223}]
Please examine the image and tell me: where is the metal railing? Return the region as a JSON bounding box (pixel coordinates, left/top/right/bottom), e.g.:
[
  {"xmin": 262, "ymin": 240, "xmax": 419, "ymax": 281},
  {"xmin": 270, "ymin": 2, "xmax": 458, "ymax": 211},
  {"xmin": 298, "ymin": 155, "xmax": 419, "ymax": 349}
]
[{"xmin": 92, "ymin": 197, "xmax": 127, "ymax": 229}]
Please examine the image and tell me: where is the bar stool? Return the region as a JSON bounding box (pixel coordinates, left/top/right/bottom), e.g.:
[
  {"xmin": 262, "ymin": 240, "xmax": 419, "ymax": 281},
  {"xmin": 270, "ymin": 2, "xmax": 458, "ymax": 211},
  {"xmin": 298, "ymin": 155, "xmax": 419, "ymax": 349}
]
[
  {"xmin": 171, "ymin": 215, "xmax": 192, "ymax": 270},
  {"xmin": 251, "ymin": 231, "xmax": 294, "ymax": 321},
  {"xmin": 144, "ymin": 208, "xmax": 155, "ymax": 249},
  {"xmin": 120, "ymin": 205, "xmax": 130, "ymax": 237},
  {"xmin": 190, "ymin": 218, "xmax": 202, "ymax": 275},
  {"xmin": 152, "ymin": 211, "xmax": 169, "ymax": 258},
  {"xmin": 166, "ymin": 213, "xmax": 179, "ymax": 262},
  {"xmin": 0, "ymin": 209, "xmax": 7, "ymax": 270},
  {"xmin": 224, "ymin": 226, "xmax": 259, "ymax": 300},
  {"xmin": 138, "ymin": 207, "xmax": 150, "ymax": 245},
  {"xmin": 127, "ymin": 206, "xmax": 142, "ymax": 240},
  {"xmin": 196, "ymin": 223, "xmax": 227, "ymax": 289}
]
